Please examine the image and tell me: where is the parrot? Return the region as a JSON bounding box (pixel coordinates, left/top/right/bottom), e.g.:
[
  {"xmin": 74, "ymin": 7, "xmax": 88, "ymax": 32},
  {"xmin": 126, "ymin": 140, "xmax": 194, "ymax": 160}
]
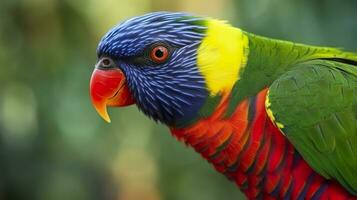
[{"xmin": 89, "ymin": 12, "xmax": 357, "ymax": 199}]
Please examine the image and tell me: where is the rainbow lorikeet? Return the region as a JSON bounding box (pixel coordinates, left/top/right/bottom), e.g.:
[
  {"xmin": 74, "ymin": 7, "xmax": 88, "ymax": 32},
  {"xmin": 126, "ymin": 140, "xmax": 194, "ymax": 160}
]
[{"xmin": 89, "ymin": 12, "xmax": 357, "ymax": 199}]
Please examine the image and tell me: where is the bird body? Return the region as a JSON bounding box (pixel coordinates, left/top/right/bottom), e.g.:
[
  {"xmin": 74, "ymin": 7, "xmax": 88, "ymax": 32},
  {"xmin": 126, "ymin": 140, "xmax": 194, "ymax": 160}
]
[
  {"xmin": 90, "ymin": 12, "xmax": 357, "ymax": 199},
  {"xmin": 171, "ymin": 89, "xmax": 353, "ymax": 199}
]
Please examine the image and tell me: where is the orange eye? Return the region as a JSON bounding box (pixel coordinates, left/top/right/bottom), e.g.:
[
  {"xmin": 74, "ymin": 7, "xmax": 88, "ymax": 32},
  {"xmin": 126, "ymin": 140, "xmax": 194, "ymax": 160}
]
[{"xmin": 150, "ymin": 45, "xmax": 169, "ymax": 63}]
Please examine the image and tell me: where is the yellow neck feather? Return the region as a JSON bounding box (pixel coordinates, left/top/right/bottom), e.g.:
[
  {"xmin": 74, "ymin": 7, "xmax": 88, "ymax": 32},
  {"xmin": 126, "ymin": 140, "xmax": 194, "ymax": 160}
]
[{"xmin": 197, "ymin": 19, "xmax": 249, "ymax": 96}]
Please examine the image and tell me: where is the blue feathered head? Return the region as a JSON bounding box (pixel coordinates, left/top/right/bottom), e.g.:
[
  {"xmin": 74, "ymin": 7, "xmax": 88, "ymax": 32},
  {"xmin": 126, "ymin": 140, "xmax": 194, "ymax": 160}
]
[{"xmin": 90, "ymin": 12, "xmax": 210, "ymax": 126}]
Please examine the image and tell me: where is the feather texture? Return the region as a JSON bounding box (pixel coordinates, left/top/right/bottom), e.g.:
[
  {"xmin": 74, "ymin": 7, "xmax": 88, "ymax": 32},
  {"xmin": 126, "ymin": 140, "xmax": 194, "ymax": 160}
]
[
  {"xmin": 171, "ymin": 89, "xmax": 355, "ymax": 199},
  {"xmin": 95, "ymin": 12, "xmax": 357, "ymax": 199}
]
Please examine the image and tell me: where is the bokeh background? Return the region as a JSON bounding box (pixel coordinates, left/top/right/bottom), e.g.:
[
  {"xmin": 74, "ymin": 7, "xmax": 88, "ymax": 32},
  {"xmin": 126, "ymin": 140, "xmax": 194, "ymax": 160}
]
[{"xmin": 1, "ymin": 0, "xmax": 357, "ymax": 200}]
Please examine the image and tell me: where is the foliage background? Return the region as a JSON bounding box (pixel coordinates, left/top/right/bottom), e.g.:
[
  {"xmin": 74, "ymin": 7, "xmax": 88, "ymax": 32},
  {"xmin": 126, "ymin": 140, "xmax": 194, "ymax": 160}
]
[{"xmin": 0, "ymin": 0, "xmax": 356, "ymax": 200}]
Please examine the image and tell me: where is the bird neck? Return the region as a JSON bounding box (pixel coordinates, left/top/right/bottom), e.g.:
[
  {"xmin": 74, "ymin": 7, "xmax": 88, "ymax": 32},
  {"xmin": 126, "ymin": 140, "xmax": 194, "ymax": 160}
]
[
  {"xmin": 196, "ymin": 19, "xmax": 249, "ymax": 96},
  {"xmin": 173, "ymin": 20, "xmax": 249, "ymax": 128},
  {"xmin": 223, "ymin": 33, "xmax": 320, "ymax": 117},
  {"xmin": 175, "ymin": 25, "xmax": 307, "ymax": 128}
]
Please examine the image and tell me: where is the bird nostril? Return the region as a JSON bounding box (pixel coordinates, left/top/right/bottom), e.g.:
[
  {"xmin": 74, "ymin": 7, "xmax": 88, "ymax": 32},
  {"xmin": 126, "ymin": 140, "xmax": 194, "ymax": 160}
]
[
  {"xmin": 102, "ymin": 58, "xmax": 111, "ymax": 66},
  {"xmin": 96, "ymin": 57, "xmax": 115, "ymax": 69}
]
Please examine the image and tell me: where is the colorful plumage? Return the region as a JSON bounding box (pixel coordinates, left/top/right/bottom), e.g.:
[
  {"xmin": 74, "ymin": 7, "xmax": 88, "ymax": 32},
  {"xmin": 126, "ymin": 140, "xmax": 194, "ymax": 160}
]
[{"xmin": 89, "ymin": 12, "xmax": 357, "ymax": 199}]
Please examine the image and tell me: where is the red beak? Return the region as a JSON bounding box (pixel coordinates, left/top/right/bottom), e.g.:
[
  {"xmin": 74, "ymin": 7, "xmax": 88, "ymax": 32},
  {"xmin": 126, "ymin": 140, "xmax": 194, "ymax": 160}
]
[{"xmin": 90, "ymin": 68, "xmax": 135, "ymax": 123}]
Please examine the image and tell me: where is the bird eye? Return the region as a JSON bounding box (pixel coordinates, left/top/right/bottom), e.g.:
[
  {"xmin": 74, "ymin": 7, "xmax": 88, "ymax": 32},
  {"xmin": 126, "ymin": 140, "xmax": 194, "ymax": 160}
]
[{"xmin": 150, "ymin": 45, "xmax": 169, "ymax": 64}]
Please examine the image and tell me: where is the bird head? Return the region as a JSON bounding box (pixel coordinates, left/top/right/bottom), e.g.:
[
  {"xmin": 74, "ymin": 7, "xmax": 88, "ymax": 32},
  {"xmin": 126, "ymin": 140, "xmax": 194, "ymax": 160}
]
[{"xmin": 90, "ymin": 12, "xmax": 247, "ymax": 126}]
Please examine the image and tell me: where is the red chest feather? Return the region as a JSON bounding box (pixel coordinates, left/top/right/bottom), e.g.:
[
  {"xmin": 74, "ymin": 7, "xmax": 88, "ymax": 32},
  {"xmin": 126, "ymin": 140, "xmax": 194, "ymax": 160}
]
[{"xmin": 171, "ymin": 89, "xmax": 354, "ymax": 200}]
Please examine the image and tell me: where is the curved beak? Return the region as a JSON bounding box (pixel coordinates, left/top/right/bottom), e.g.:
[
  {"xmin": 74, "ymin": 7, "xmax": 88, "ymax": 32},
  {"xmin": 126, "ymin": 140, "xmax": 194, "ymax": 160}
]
[{"xmin": 90, "ymin": 68, "xmax": 135, "ymax": 123}]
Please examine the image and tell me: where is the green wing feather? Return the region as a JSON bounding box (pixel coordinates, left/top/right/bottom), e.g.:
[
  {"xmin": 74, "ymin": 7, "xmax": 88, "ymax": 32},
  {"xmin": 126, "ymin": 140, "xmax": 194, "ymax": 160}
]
[{"xmin": 266, "ymin": 59, "xmax": 357, "ymax": 194}]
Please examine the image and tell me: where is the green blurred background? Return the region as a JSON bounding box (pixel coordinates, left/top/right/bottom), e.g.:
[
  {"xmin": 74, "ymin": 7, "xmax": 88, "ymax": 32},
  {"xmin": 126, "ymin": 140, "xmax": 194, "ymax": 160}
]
[{"xmin": 1, "ymin": 0, "xmax": 356, "ymax": 200}]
